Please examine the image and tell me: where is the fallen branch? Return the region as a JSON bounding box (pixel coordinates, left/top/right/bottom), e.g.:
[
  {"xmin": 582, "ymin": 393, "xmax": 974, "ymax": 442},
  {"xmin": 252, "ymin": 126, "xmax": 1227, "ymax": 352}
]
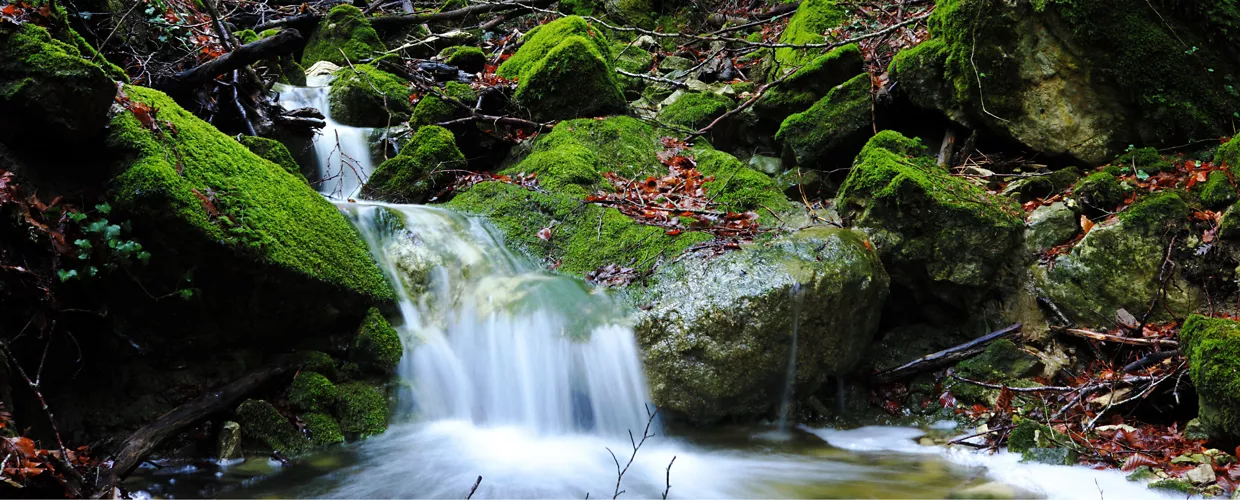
[
  {"xmin": 94, "ymin": 358, "xmax": 296, "ymax": 496},
  {"xmin": 252, "ymin": 12, "xmax": 320, "ymax": 33},
  {"xmin": 368, "ymin": 0, "xmax": 557, "ymax": 28},
  {"xmin": 159, "ymin": 28, "xmax": 304, "ymax": 91},
  {"xmin": 870, "ymin": 324, "xmax": 1022, "ymax": 384},
  {"xmin": 1061, "ymin": 328, "xmax": 1179, "ymax": 347},
  {"xmin": 615, "ymin": 69, "xmax": 688, "ymax": 88}
]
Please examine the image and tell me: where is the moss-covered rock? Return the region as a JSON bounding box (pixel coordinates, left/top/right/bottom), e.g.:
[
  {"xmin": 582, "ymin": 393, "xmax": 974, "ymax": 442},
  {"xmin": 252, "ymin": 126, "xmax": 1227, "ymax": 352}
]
[
  {"xmin": 293, "ymin": 350, "xmax": 339, "ymax": 380},
  {"xmin": 1073, "ymin": 172, "xmax": 1127, "ymax": 214},
  {"xmin": 1115, "ymin": 147, "xmax": 1174, "ymax": 175},
  {"xmin": 1001, "ymin": 168, "xmax": 1081, "ymax": 202},
  {"xmin": 497, "ymin": 16, "xmax": 612, "ymax": 79},
  {"xmin": 775, "ymin": 74, "xmax": 872, "ymax": 168},
  {"xmin": 334, "ymin": 382, "xmax": 388, "ymax": 437},
  {"xmin": 1216, "ymin": 136, "xmax": 1240, "ymax": 176},
  {"xmin": 351, "ymin": 308, "xmax": 402, "ymax": 374},
  {"xmin": 237, "ymin": 136, "xmax": 302, "ymax": 179},
  {"xmin": 106, "ymin": 85, "xmax": 394, "ymax": 304},
  {"xmin": 635, "ymin": 228, "xmax": 889, "ymax": 423},
  {"xmin": 0, "ymin": 23, "xmax": 115, "ymax": 149},
  {"xmin": 614, "ymin": 43, "xmax": 655, "ymax": 98},
  {"xmin": 754, "ymin": 44, "xmax": 863, "ymax": 127},
  {"xmin": 361, "ymin": 125, "xmax": 465, "ymax": 203},
  {"xmin": 327, "ymin": 64, "xmax": 412, "ymax": 127},
  {"xmin": 658, "ymin": 92, "xmax": 732, "ymax": 129},
  {"xmin": 511, "ymin": 36, "xmax": 626, "ymax": 121},
  {"xmin": 693, "ymin": 149, "xmax": 793, "ymax": 216},
  {"xmin": 1039, "ymin": 192, "xmax": 1200, "ymax": 324},
  {"xmin": 836, "ymin": 131, "xmax": 1025, "ymax": 307},
  {"xmin": 771, "ymin": 0, "xmax": 846, "ymax": 73},
  {"xmin": 301, "ymin": 412, "xmax": 346, "ymax": 446},
  {"xmin": 236, "ymin": 399, "xmax": 310, "ymax": 454},
  {"xmin": 949, "ymin": 339, "xmax": 1041, "ymax": 403},
  {"xmin": 439, "ymin": 45, "xmax": 485, "ymax": 73},
  {"xmin": 1025, "ymin": 201, "xmax": 1078, "ymax": 252},
  {"xmin": 604, "ymin": 0, "xmax": 656, "ymax": 28},
  {"xmin": 288, "ymin": 371, "xmax": 338, "ymax": 413},
  {"xmin": 1197, "ymin": 170, "xmax": 1237, "ymax": 209},
  {"xmin": 410, "ymin": 81, "xmax": 476, "ymax": 128},
  {"xmin": 889, "ymin": 0, "xmax": 1240, "ymax": 164},
  {"xmin": 302, "ymin": 4, "xmax": 386, "ymax": 66},
  {"xmin": 1180, "ymin": 314, "xmax": 1240, "ymax": 442}
]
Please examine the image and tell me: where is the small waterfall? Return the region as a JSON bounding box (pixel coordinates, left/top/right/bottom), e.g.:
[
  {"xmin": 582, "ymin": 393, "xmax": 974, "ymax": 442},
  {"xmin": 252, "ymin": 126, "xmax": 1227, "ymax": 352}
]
[
  {"xmin": 776, "ymin": 283, "xmax": 804, "ymax": 433},
  {"xmin": 275, "ymin": 76, "xmax": 377, "ymax": 200}
]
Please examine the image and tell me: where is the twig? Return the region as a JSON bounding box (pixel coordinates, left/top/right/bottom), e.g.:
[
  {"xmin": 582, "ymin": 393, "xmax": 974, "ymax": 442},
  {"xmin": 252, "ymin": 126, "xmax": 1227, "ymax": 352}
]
[
  {"xmin": 1060, "ymin": 328, "xmax": 1178, "ymax": 347},
  {"xmin": 608, "ymin": 405, "xmax": 659, "ymax": 500},
  {"xmin": 615, "ymin": 69, "xmax": 688, "ymax": 88},
  {"xmin": 466, "ymin": 475, "xmax": 482, "ymax": 499},
  {"xmin": 661, "ymin": 456, "xmax": 676, "ymax": 500}
]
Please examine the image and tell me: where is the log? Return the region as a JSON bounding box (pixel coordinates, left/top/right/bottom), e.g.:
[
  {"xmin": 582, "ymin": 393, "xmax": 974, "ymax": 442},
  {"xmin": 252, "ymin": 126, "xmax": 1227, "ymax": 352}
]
[
  {"xmin": 368, "ymin": 0, "xmax": 557, "ymax": 28},
  {"xmin": 160, "ymin": 28, "xmax": 304, "ymax": 91},
  {"xmin": 94, "ymin": 359, "xmax": 295, "ymax": 496},
  {"xmin": 1061, "ymin": 328, "xmax": 1179, "ymax": 347},
  {"xmin": 253, "ymin": 13, "xmax": 321, "ymax": 34},
  {"xmin": 869, "ymin": 324, "xmax": 1023, "ymax": 384}
]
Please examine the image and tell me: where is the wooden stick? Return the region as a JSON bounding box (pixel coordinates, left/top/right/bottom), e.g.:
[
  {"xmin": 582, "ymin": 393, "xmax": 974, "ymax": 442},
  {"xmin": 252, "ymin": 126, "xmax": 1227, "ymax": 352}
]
[
  {"xmin": 368, "ymin": 0, "xmax": 557, "ymax": 28},
  {"xmin": 1062, "ymin": 328, "xmax": 1179, "ymax": 347},
  {"xmin": 159, "ymin": 29, "xmax": 304, "ymax": 91},
  {"xmin": 870, "ymin": 324, "xmax": 1022, "ymax": 384}
]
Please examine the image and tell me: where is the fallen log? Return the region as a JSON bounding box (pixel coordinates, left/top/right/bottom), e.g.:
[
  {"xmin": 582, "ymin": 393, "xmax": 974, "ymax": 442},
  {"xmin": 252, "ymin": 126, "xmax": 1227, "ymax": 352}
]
[
  {"xmin": 869, "ymin": 323, "xmax": 1022, "ymax": 384},
  {"xmin": 159, "ymin": 28, "xmax": 304, "ymax": 91},
  {"xmin": 1061, "ymin": 328, "xmax": 1179, "ymax": 347},
  {"xmin": 93, "ymin": 358, "xmax": 295, "ymax": 497},
  {"xmin": 252, "ymin": 12, "xmax": 321, "ymax": 33},
  {"xmin": 368, "ymin": 0, "xmax": 557, "ymax": 28}
]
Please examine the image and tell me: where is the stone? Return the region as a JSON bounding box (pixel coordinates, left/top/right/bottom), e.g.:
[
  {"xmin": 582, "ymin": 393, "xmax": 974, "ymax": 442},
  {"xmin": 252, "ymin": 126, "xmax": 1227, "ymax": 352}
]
[
  {"xmin": 748, "ymin": 155, "xmax": 783, "ymax": 175},
  {"xmin": 658, "ymin": 55, "xmax": 695, "ymax": 73},
  {"xmin": 510, "ymin": 35, "xmax": 626, "ymax": 121},
  {"xmin": 635, "ymin": 228, "xmax": 890, "ymax": 423},
  {"xmin": 216, "ymin": 421, "xmax": 242, "ymax": 460},
  {"xmin": 361, "ymin": 125, "xmax": 466, "ymax": 203},
  {"xmin": 1181, "ymin": 315, "xmax": 1240, "ymax": 442},
  {"xmin": 327, "ymin": 64, "xmax": 413, "ymax": 127},
  {"xmin": 657, "ymin": 91, "xmax": 732, "ymax": 130},
  {"xmin": 1021, "ymin": 447, "xmax": 1078, "ymax": 466},
  {"xmin": 1025, "ymin": 202, "xmax": 1078, "ymax": 252},
  {"xmin": 947, "ymin": 482, "xmax": 1021, "ymax": 499},
  {"xmin": 775, "ymin": 74, "xmax": 873, "ymax": 168},
  {"xmin": 301, "ymin": 5, "xmax": 385, "ymax": 66},
  {"xmin": 1187, "ymin": 463, "xmax": 1217, "ymax": 485}
]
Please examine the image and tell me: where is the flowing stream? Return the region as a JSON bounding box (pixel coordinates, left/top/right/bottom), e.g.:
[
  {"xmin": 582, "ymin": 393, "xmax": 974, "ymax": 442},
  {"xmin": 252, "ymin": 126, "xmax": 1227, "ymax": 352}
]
[{"xmin": 129, "ymin": 80, "xmax": 1176, "ymax": 499}]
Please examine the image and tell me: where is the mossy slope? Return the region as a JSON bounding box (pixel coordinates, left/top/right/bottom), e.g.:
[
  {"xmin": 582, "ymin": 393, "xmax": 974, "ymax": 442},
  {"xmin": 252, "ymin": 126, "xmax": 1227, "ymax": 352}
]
[{"xmin": 302, "ymin": 4, "xmax": 386, "ymax": 66}]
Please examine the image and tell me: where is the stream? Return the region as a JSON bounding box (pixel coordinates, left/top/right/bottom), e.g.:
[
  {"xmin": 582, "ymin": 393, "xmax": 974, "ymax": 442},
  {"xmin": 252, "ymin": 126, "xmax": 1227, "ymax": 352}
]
[{"xmin": 128, "ymin": 79, "xmax": 1175, "ymax": 499}]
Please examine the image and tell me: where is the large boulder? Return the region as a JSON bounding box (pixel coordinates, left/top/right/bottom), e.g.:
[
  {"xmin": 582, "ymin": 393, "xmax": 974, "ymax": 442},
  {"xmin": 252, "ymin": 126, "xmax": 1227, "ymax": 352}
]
[
  {"xmin": 410, "ymin": 81, "xmax": 476, "ymax": 128},
  {"xmin": 634, "ymin": 228, "xmax": 889, "ymax": 423},
  {"xmin": 770, "ymin": 0, "xmax": 846, "ymax": 74},
  {"xmin": 774, "ymin": 73, "xmax": 873, "ymax": 168},
  {"xmin": 1038, "ymin": 192, "xmax": 1203, "ymax": 324},
  {"xmin": 836, "ymin": 131, "xmax": 1025, "ymax": 308},
  {"xmin": 301, "ymin": 4, "xmax": 386, "ymax": 66},
  {"xmin": 754, "ymin": 44, "xmax": 863, "ymax": 128},
  {"xmin": 0, "ymin": 23, "xmax": 115, "ymax": 150},
  {"xmin": 361, "ymin": 125, "xmax": 466, "ymax": 203},
  {"xmin": 657, "ymin": 92, "xmax": 733, "ymax": 130},
  {"xmin": 497, "ymin": 17, "xmax": 625, "ymax": 121},
  {"xmin": 327, "ymin": 64, "xmax": 412, "ymax": 127},
  {"xmin": 889, "ymin": 0, "xmax": 1240, "ymax": 164},
  {"xmin": 1180, "ymin": 314, "xmax": 1240, "ymax": 442}
]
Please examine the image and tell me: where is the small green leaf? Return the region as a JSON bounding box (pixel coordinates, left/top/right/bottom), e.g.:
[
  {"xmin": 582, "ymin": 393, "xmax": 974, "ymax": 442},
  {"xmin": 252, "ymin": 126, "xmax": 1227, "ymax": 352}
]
[
  {"xmin": 95, "ymin": 203, "xmax": 111, "ymax": 215},
  {"xmin": 137, "ymin": 251, "xmax": 152, "ymax": 265},
  {"xmin": 57, "ymin": 269, "xmax": 78, "ymax": 281},
  {"xmin": 74, "ymin": 239, "xmax": 93, "ymax": 250},
  {"xmin": 68, "ymin": 211, "xmax": 88, "ymax": 223},
  {"xmin": 1136, "ymin": 170, "xmax": 1150, "ymax": 181}
]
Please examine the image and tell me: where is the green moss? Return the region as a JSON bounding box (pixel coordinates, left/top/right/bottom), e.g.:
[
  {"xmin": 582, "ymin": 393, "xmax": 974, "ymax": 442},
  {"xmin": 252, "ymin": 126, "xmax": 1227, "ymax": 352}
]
[
  {"xmin": 1221, "ymin": 202, "xmax": 1240, "ymax": 240},
  {"xmin": 1216, "ymin": 136, "xmax": 1240, "ymax": 177},
  {"xmin": 301, "ymin": 412, "xmax": 345, "ymax": 446},
  {"xmin": 956, "ymin": 339, "xmax": 1040, "ymax": 381},
  {"xmin": 887, "ymin": 39, "xmax": 960, "ymax": 123},
  {"xmin": 362, "ymin": 125, "xmax": 465, "ymax": 203},
  {"xmin": 106, "ymin": 85, "xmax": 393, "ymax": 301},
  {"xmin": 301, "ymin": 4, "xmax": 386, "ymax": 66},
  {"xmin": 658, "ymin": 92, "xmax": 733, "ymax": 129},
  {"xmin": 1115, "ymin": 147, "xmax": 1174, "ymax": 175},
  {"xmin": 1126, "ymin": 466, "xmax": 1157, "ymax": 482},
  {"xmin": 1117, "ymin": 191, "xmax": 1189, "ymax": 234},
  {"xmin": 1148, "ymin": 479, "xmax": 1195, "ymax": 493},
  {"xmin": 775, "ymin": 74, "xmax": 872, "ymax": 167},
  {"xmin": 293, "ymin": 350, "xmax": 338, "ymax": 379},
  {"xmin": 439, "ymin": 45, "xmax": 486, "ymax": 73},
  {"xmin": 1072, "ymin": 172, "xmax": 1126, "ymax": 213},
  {"xmin": 524, "ymin": 116, "xmax": 663, "ymax": 179},
  {"xmin": 236, "ymin": 399, "xmax": 310, "ymax": 454},
  {"xmin": 836, "ymin": 131, "xmax": 1025, "ymax": 293},
  {"xmin": 334, "ymin": 382, "xmax": 388, "ymax": 437},
  {"xmin": 410, "ymin": 81, "xmax": 476, "ymax": 128},
  {"xmin": 496, "ymin": 16, "xmax": 612, "ymax": 79},
  {"xmin": 772, "ymin": 0, "xmax": 845, "ymax": 72},
  {"xmin": 288, "ymin": 371, "xmax": 338, "ymax": 413},
  {"xmin": 503, "ymin": 144, "xmax": 602, "ymax": 197},
  {"xmin": 237, "ymin": 136, "xmax": 301, "ymax": 179},
  {"xmin": 1180, "ymin": 315, "xmax": 1240, "ymax": 441},
  {"xmin": 604, "ymin": 0, "xmax": 656, "ymax": 28},
  {"xmin": 351, "ymin": 308, "xmax": 402, "ymax": 374},
  {"xmin": 1197, "ymin": 170, "xmax": 1237, "ymax": 209},
  {"xmin": 0, "ymin": 23, "xmax": 116, "ymax": 146},
  {"xmin": 448, "ymin": 182, "xmax": 710, "ymax": 276},
  {"xmin": 755, "ymin": 44, "xmax": 863, "ymax": 121},
  {"xmin": 614, "ymin": 44, "xmax": 655, "ymax": 98},
  {"xmin": 511, "ymin": 36, "xmax": 625, "ymax": 121},
  {"xmin": 558, "ymin": 0, "xmax": 599, "ymax": 16},
  {"xmin": 235, "ymin": 29, "xmax": 259, "ymax": 44},
  {"xmin": 1007, "ymin": 419, "xmax": 1049, "ymax": 454},
  {"xmin": 693, "ymin": 149, "xmax": 792, "ymax": 217},
  {"xmin": 328, "ymin": 64, "xmax": 412, "ymax": 127}
]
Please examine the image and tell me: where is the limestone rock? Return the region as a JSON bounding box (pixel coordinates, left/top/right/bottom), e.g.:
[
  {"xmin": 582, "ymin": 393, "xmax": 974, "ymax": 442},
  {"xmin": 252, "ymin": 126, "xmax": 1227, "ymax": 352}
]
[
  {"xmin": 775, "ymin": 74, "xmax": 873, "ymax": 168},
  {"xmin": 216, "ymin": 421, "xmax": 242, "ymax": 460},
  {"xmin": 1025, "ymin": 202, "xmax": 1078, "ymax": 252},
  {"xmin": 301, "ymin": 5, "xmax": 385, "ymax": 66},
  {"xmin": 327, "ymin": 64, "xmax": 412, "ymax": 127},
  {"xmin": 362, "ymin": 126, "xmax": 465, "ymax": 203}
]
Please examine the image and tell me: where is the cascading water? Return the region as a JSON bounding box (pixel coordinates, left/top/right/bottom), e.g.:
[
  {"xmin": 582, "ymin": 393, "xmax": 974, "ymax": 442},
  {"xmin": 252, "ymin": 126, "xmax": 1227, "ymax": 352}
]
[
  {"xmin": 775, "ymin": 283, "xmax": 804, "ymax": 434},
  {"xmin": 275, "ymin": 76, "xmax": 377, "ymax": 200}
]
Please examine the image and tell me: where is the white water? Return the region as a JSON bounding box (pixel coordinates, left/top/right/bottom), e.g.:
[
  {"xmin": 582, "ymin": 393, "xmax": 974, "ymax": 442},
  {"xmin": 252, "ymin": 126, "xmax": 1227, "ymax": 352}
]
[{"xmin": 275, "ymin": 75, "xmax": 377, "ymax": 200}]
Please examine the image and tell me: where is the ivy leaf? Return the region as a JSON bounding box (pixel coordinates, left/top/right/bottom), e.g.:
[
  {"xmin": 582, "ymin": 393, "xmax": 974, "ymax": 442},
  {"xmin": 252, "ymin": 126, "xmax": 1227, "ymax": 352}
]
[
  {"xmin": 68, "ymin": 211, "xmax": 88, "ymax": 223},
  {"xmin": 57, "ymin": 269, "xmax": 78, "ymax": 281},
  {"xmin": 95, "ymin": 202, "xmax": 111, "ymax": 215},
  {"xmin": 74, "ymin": 239, "xmax": 92, "ymax": 250}
]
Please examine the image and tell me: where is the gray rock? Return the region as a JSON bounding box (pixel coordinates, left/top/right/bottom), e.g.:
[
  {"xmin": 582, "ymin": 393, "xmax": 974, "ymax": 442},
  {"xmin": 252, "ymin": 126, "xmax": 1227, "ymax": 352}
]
[
  {"xmin": 634, "ymin": 35, "xmax": 658, "ymax": 51},
  {"xmin": 634, "ymin": 228, "xmax": 890, "ymax": 423},
  {"xmin": 217, "ymin": 421, "xmax": 243, "ymax": 460},
  {"xmin": 1187, "ymin": 463, "xmax": 1216, "ymax": 485},
  {"xmin": 1025, "ymin": 202, "xmax": 1078, "ymax": 252},
  {"xmin": 658, "ymin": 55, "xmax": 695, "ymax": 73},
  {"xmin": 747, "ymin": 155, "xmax": 783, "ymax": 175}
]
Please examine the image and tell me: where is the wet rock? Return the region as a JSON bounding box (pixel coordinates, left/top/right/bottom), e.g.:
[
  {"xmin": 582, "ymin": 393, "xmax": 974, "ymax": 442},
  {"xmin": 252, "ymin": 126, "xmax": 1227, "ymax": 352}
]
[
  {"xmin": 748, "ymin": 155, "xmax": 782, "ymax": 175},
  {"xmin": 236, "ymin": 399, "xmax": 310, "ymax": 454},
  {"xmin": 1025, "ymin": 201, "xmax": 1078, "ymax": 252},
  {"xmin": 334, "ymin": 382, "xmax": 389, "ymax": 437},
  {"xmin": 288, "ymin": 371, "xmax": 338, "ymax": 413},
  {"xmin": 775, "ymin": 74, "xmax": 872, "ymax": 168},
  {"xmin": 439, "ymin": 45, "xmax": 485, "ymax": 73},
  {"xmin": 1126, "ymin": 466, "xmax": 1156, "ymax": 482},
  {"xmin": 216, "ymin": 421, "xmax": 242, "ymax": 460},
  {"xmin": 947, "ymin": 481, "xmax": 1021, "ymax": 499},
  {"xmin": 635, "ymin": 228, "xmax": 890, "ymax": 423},
  {"xmin": 658, "ymin": 55, "xmax": 695, "ymax": 73},
  {"xmin": 1149, "ymin": 479, "xmax": 1195, "ymax": 493},
  {"xmin": 301, "ymin": 5, "xmax": 386, "ymax": 66},
  {"xmin": 1021, "ymin": 447, "xmax": 1078, "ymax": 466},
  {"xmin": 1181, "ymin": 315, "xmax": 1240, "ymax": 442},
  {"xmin": 327, "ymin": 64, "xmax": 413, "ymax": 127},
  {"xmin": 350, "ymin": 308, "xmax": 403, "ymax": 375},
  {"xmin": 1072, "ymin": 172, "xmax": 1127, "ymax": 215},
  {"xmin": 361, "ymin": 125, "xmax": 466, "ymax": 203},
  {"xmin": 302, "ymin": 413, "xmax": 346, "ymax": 446},
  {"xmin": 999, "ymin": 168, "xmax": 1080, "ymax": 202}
]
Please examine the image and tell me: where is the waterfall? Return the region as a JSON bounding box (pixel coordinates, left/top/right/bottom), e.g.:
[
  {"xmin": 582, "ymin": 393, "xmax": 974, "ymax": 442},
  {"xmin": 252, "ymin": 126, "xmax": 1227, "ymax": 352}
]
[
  {"xmin": 776, "ymin": 283, "xmax": 804, "ymax": 433},
  {"xmin": 275, "ymin": 76, "xmax": 377, "ymax": 201}
]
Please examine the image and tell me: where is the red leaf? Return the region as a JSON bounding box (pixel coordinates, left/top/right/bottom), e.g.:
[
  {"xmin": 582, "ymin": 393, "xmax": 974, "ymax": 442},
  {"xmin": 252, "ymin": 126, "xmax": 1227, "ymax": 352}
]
[{"xmin": 536, "ymin": 227, "xmax": 552, "ymax": 241}]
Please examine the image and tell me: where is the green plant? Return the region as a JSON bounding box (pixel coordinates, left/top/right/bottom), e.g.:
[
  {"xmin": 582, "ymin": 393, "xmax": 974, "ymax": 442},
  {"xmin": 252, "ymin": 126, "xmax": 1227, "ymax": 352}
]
[{"xmin": 58, "ymin": 203, "xmax": 150, "ymax": 281}]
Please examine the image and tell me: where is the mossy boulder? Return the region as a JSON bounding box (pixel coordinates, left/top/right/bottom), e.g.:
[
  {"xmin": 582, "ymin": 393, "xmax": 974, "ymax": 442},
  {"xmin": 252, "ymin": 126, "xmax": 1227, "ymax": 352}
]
[
  {"xmin": 410, "ymin": 81, "xmax": 476, "ymax": 128},
  {"xmin": 439, "ymin": 45, "xmax": 485, "ymax": 73},
  {"xmin": 948, "ymin": 339, "xmax": 1041, "ymax": 404},
  {"xmin": 1073, "ymin": 172, "xmax": 1127, "ymax": 214},
  {"xmin": 1217, "ymin": 136, "xmax": 1240, "ymax": 176},
  {"xmin": 775, "ymin": 74, "xmax": 872, "ymax": 168},
  {"xmin": 510, "ymin": 36, "xmax": 626, "ymax": 121},
  {"xmin": 1116, "ymin": 147, "xmax": 1174, "ymax": 175},
  {"xmin": 236, "ymin": 399, "xmax": 310, "ymax": 454},
  {"xmin": 1039, "ymin": 192, "xmax": 1201, "ymax": 324},
  {"xmin": 351, "ymin": 308, "xmax": 402, "ymax": 374},
  {"xmin": 302, "ymin": 412, "xmax": 346, "ymax": 446},
  {"xmin": 288, "ymin": 371, "xmax": 338, "ymax": 413},
  {"xmin": 614, "ymin": 44, "xmax": 655, "ymax": 98},
  {"xmin": 327, "ymin": 64, "xmax": 412, "ymax": 127},
  {"xmin": 658, "ymin": 92, "xmax": 733, "ymax": 130},
  {"xmin": 604, "ymin": 0, "xmax": 656, "ymax": 28},
  {"xmin": 1025, "ymin": 201, "xmax": 1079, "ymax": 252},
  {"xmin": 361, "ymin": 125, "xmax": 465, "ymax": 203},
  {"xmin": 836, "ymin": 131, "xmax": 1025, "ymax": 307},
  {"xmin": 105, "ymin": 85, "xmax": 394, "ymax": 335},
  {"xmin": 1001, "ymin": 168, "xmax": 1081, "ymax": 202},
  {"xmin": 754, "ymin": 44, "xmax": 864, "ymax": 127},
  {"xmin": 890, "ymin": 0, "xmax": 1240, "ymax": 164},
  {"xmin": 334, "ymin": 382, "xmax": 389, "ymax": 437},
  {"xmin": 634, "ymin": 228, "xmax": 890, "ymax": 423},
  {"xmin": 237, "ymin": 136, "xmax": 302, "ymax": 179},
  {"xmin": 771, "ymin": 0, "xmax": 846, "ymax": 73},
  {"xmin": 496, "ymin": 16, "xmax": 612, "ymax": 79},
  {"xmin": 1197, "ymin": 171, "xmax": 1237, "ymax": 209},
  {"xmin": 1180, "ymin": 314, "xmax": 1240, "ymax": 442},
  {"xmin": 302, "ymin": 4, "xmax": 386, "ymax": 66},
  {"xmin": 0, "ymin": 23, "xmax": 116, "ymax": 150}
]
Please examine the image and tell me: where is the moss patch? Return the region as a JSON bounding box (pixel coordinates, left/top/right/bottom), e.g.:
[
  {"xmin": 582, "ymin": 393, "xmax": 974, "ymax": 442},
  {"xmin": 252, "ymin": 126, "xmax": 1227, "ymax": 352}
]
[
  {"xmin": 236, "ymin": 399, "xmax": 310, "ymax": 454},
  {"xmin": 693, "ymin": 149, "xmax": 792, "ymax": 217},
  {"xmin": 1115, "ymin": 147, "xmax": 1174, "ymax": 175},
  {"xmin": 1216, "ymin": 136, "xmax": 1240, "ymax": 177},
  {"xmin": 772, "ymin": 0, "xmax": 845, "ymax": 72},
  {"xmin": 301, "ymin": 412, "xmax": 346, "ymax": 446},
  {"xmin": 439, "ymin": 45, "xmax": 485, "ymax": 73},
  {"xmin": 410, "ymin": 81, "xmax": 476, "ymax": 128},
  {"xmin": 775, "ymin": 74, "xmax": 872, "ymax": 168},
  {"xmin": 288, "ymin": 371, "xmax": 338, "ymax": 413},
  {"xmin": 237, "ymin": 136, "xmax": 301, "ymax": 179},
  {"xmin": 496, "ymin": 16, "xmax": 612, "ymax": 79},
  {"xmin": 755, "ymin": 44, "xmax": 863, "ymax": 123},
  {"xmin": 327, "ymin": 64, "xmax": 412, "ymax": 127},
  {"xmin": 351, "ymin": 308, "xmax": 402, "ymax": 375},
  {"xmin": 1073, "ymin": 172, "xmax": 1127, "ymax": 214},
  {"xmin": 362, "ymin": 125, "xmax": 465, "ymax": 202},
  {"xmin": 301, "ymin": 4, "xmax": 386, "ymax": 66},
  {"xmin": 334, "ymin": 382, "xmax": 388, "ymax": 437},
  {"xmin": 1197, "ymin": 170, "xmax": 1237, "ymax": 209},
  {"xmin": 511, "ymin": 35, "xmax": 625, "ymax": 121},
  {"xmin": 106, "ymin": 85, "xmax": 393, "ymax": 301},
  {"xmin": 658, "ymin": 92, "xmax": 733, "ymax": 130},
  {"xmin": 1180, "ymin": 314, "xmax": 1240, "ymax": 441}
]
